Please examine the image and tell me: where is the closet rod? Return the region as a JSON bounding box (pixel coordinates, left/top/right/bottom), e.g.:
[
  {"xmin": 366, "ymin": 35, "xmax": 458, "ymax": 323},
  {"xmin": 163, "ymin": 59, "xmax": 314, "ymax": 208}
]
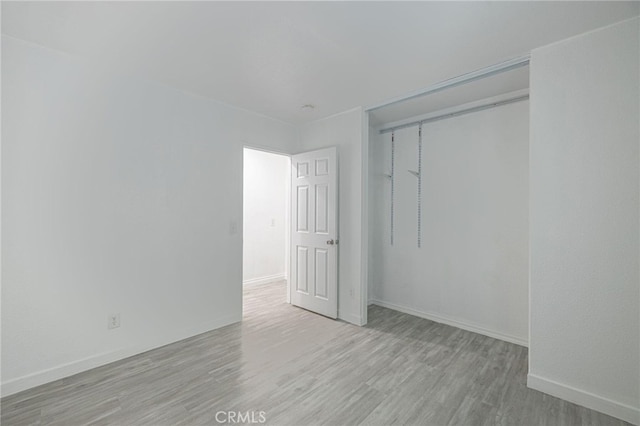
[
  {"xmin": 379, "ymin": 94, "xmax": 529, "ymax": 135},
  {"xmin": 366, "ymin": 54, "xmax": 530, "ymax": 113}
]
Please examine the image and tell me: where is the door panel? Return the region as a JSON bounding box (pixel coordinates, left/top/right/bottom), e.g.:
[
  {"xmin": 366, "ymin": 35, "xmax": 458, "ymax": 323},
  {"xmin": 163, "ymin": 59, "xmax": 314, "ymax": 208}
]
[
  {"xmin": 296, "ymin": 186, "xmax": 309, "ymax": 232},
  {"xmin": 296, "ymin": 247, "xmax": 308, "ymax": 293},
  {"xmin": 290, "ymin": 147, "xmax": 338, "ymax": 318},
  {"xmin": 315, "ymin": 184, "xmax": 329, "ymax": 233},
  {"xmin": 315, "ymin": 248, "xmax": 328, "ymax": 299}
]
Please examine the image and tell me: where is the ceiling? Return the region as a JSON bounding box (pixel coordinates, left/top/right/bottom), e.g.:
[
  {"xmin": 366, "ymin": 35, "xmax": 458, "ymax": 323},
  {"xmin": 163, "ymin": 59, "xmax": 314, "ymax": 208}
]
[{"xmin": 2, "ymin": 2, "xmax": 638, "ymax": 124}]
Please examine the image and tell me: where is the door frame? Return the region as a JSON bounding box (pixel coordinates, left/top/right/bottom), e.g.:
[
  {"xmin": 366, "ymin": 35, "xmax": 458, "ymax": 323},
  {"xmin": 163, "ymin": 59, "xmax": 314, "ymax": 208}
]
[
  {"xmin": 242, "ymin": 145, "xmax": 292, "ymax": 304},
  {"xmin": 242, "ymin": 106, "xmax": 370, "ymax": 327}
]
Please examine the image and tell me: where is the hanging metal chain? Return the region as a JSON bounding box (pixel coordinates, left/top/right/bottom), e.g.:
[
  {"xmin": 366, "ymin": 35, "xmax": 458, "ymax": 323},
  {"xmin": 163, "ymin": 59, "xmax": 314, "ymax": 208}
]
[
  {"xmin": 417, "ymin": 125, "xmax": 423, "ymax": 248},
  {"xmin": 390, "ymin": 132, "xmax": 395, "ymax": 246}
]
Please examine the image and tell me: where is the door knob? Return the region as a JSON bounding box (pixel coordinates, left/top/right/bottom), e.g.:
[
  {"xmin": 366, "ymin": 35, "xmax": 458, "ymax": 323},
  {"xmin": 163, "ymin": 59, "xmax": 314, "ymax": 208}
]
[{"xmin": 326, "ymin": 239, "xmax": 334, "ymax": 245}]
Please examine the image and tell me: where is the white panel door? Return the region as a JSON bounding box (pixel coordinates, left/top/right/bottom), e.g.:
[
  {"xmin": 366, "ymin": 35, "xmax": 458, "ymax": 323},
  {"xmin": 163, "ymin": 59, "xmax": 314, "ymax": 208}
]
[{"xmin": 290, "ymin": 147, "xmax": 338, "ymax": 318}]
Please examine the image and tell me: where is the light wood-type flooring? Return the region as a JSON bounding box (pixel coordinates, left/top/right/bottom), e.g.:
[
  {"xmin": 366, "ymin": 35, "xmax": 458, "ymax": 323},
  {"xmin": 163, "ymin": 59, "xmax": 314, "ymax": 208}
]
[{"xmin": 1, "ymin": 280, "xmax": 630, "ymax": 425}]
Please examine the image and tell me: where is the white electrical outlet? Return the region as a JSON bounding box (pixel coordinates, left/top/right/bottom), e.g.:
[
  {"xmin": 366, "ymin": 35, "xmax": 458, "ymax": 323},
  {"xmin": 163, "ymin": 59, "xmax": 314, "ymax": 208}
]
[
  {"xmin": 270, "ymin": 218, "xmax": 276, "ymax": 227},
  {"xmin": 108, "ymin": 313, "xmax": 121, "ymax": 329}
]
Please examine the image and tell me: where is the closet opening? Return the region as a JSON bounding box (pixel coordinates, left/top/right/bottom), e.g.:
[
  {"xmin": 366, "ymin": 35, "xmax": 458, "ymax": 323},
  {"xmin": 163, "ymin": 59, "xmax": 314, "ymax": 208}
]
[{"xmin": 366, "ymin": 57, "xmax": 530, "ymax": 347}]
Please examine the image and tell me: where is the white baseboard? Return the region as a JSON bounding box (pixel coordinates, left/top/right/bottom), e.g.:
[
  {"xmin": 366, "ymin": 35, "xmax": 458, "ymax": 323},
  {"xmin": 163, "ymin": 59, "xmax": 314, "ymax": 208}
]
[
  {"xmin": 369, "ymin": 299, "xmax": 528, "ymax": 347},
  {"xmin": 1, "ymin": 313, "xmax": 241, "ymax": 398},
  {"xmin": 243, "ymin": 274, "xmax": 286, "ymax": 287},
  {"xmin": 528, "ymin": 373, "xmax": 639, "ymax": 425}
]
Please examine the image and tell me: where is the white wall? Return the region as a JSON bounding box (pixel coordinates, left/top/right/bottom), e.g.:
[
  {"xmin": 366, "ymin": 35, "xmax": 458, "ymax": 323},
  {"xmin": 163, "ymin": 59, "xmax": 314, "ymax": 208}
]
[
  {"xmin": 369, "ymin": 100, "xmax": 530, "ymax": 346},
  {"xmin": 1, "ymin": 35, "xmax": 297, "ymax": 396},
  {"xmin": 528, "ymin": 18, "xmax": 639, "ymax": 424},
  {"xmin": 297, "ymin": 108, "xmax": 367, "ymax": 325},
  {"xmin": 243, "ymin": 148, "xmax": 288, "ymax": 286}
]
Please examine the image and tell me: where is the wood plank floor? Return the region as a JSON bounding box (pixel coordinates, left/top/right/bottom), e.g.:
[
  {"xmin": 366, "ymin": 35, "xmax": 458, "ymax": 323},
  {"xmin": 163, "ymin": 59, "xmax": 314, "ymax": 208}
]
[{"xmin": 1, "ymin": 281, "xmax": 630, "ymax": 425}]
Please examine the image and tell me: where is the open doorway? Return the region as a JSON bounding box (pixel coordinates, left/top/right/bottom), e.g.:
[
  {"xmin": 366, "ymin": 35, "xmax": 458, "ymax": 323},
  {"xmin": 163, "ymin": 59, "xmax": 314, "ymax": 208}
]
[{"xmin": 242, "ymin": 147, "xmax": 291, "ymax": 312}]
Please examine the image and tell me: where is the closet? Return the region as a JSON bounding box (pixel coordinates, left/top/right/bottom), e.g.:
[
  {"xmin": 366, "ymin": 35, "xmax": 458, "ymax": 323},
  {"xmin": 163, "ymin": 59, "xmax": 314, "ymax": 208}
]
[{"xmin": 367, "ymin": 57, "xmax": 530, "ymax": 346}]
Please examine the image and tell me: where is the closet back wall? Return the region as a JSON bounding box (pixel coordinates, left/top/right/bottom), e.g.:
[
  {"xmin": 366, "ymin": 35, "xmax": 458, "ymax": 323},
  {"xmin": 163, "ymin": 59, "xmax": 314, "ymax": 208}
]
[{"xmin": 369, "ymin": 100, "xmax": 529, "ymax": 345}]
